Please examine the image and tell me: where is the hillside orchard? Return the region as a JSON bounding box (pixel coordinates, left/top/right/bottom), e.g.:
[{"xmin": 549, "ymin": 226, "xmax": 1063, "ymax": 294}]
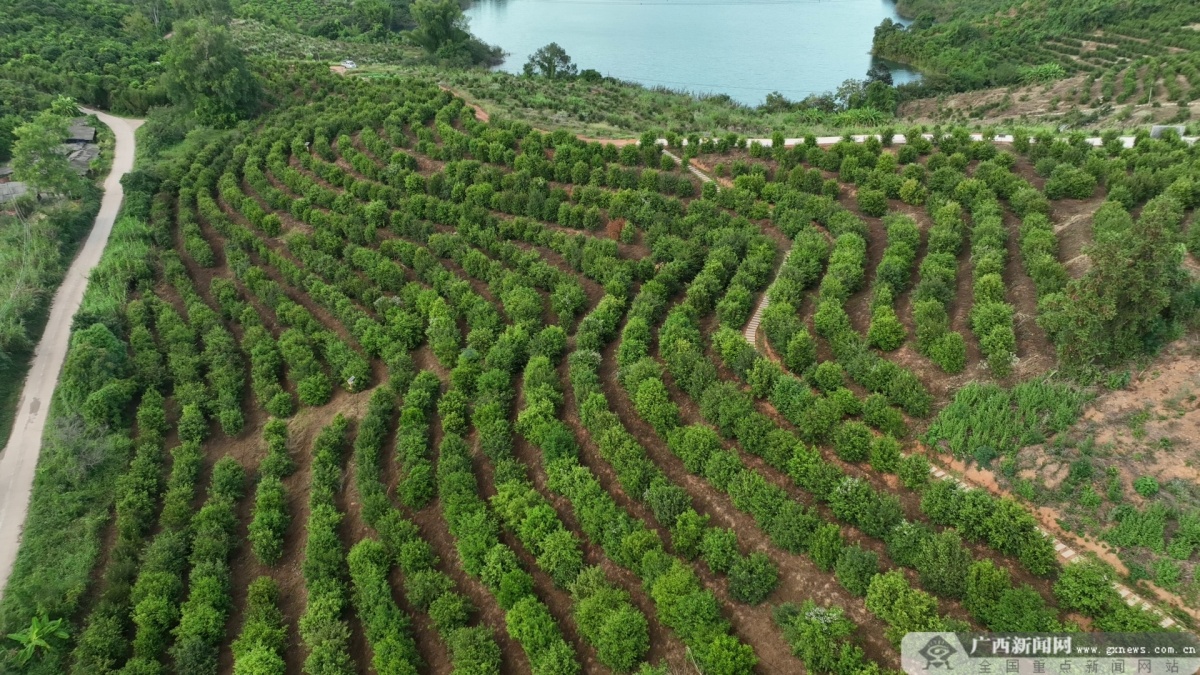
[{"xmin": 2, "ymin": 66, "xmax": 1199, "ymax": 674}]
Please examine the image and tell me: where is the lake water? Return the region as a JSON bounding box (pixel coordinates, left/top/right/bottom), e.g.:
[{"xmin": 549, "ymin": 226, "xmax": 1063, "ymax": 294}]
[{"xmin": 464, "ymin": 0, "xmax": 919, "ymax": 107}]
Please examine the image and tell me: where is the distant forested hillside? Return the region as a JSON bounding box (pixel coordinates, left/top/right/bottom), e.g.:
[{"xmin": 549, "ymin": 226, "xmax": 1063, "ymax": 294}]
[
  {"xmin": 231, "ymin": 0, "xmax": 410, "ymax": 41},
  {"xmin": 875, "ymin": 0, "xmax": 1200, "ymax": 95},
  {"xmin": 0, "ymin": 1, "xmax": 168, "ymax": 121}
]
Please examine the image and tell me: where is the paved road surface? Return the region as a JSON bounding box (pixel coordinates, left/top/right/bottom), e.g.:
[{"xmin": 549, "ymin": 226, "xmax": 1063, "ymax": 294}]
[
  {"xmin": 658, "ymin": 132, "xmax": 1198, "ymax": 149},
  {"xmin": 0, "ymin": 109, "xmax": 142, "ymax": 599}
]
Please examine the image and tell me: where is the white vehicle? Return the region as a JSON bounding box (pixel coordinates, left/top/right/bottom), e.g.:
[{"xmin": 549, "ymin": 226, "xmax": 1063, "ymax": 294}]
[{"xmin": 340, "ymin": 60, "xmax": 357, "ymax": 70}]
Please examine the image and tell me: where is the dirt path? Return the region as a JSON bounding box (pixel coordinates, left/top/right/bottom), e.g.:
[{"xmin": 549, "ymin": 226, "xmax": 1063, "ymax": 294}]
[
  {"xmin": 437, "ymin": 85, "xmax": 489, "ymax": 123},
  {"xmin": 424, "ymin": 88, "xmax": 1196, "ymax": 154},
  {"xmin": 742, "ymin": 245, "xmax": 791, "ymax": 346},
  {"xmin": 0, "ymin": 108, "xmax": 143, "ymax": 598}
]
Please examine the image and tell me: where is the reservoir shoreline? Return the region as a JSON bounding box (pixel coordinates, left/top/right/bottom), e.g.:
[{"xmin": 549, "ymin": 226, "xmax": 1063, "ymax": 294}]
[{"xmin": 464, "ymin": 0, "xmax": 919, "ymax": 107}]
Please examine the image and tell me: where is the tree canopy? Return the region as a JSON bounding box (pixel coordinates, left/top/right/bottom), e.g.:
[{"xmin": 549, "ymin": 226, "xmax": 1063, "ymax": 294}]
[
  {"xmin": 1039, "ymin": 196, "xmax": 1193, "ymax": 367},
  {"xmin": 524, "ymin": 43, "xmax": 578, "ymax": 79},
  {"xmin": 162, "ymin": 19, "xmax": 261, "ymax": 127},
  {"xmin": 11, "ymin": 101, "xmax": 83, "ymax": 196}
]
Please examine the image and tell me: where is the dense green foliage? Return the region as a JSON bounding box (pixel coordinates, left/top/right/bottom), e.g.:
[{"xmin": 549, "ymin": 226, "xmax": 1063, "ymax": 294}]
[
  {"xmin": 8, "ymin": 31, "xmax": 1200, "ymax": 673},
  {"xmin": 873, "ymin": 0, "xmax": 1200, "ymax": 101},
  {"xmin": 1040, "ymin": 196, "xmax": 1195, "ymax": 367},
  {"xmin": 232, "ymin": 0, "xmax": 411, "ymax": 40},
  {"xmin": 926, "ymin": 379, "xmax": 1088, "ymax": 461}
]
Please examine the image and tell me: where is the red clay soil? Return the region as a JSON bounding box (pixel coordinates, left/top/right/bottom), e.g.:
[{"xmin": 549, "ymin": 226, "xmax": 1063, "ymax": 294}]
[
  {"xmin": 701, "ymin": 304, "xmax": 1066, "ymax": 611},
  {"xmin": 344, "ymin": 441, "xmax": 453, "ymax": 675},
  {"xmin": 190, "ymin": 190, "xmax": 466, "ymax": 670},
  {"xmin": 1051, "ymin": 194, "xmax": 1108, "ymax": 278},
  {"xmin": 839, "ymin": 188, "xmax": 890, "ymax": 335},
  {"xmin": 1000, "ymin": 207, "xmax": 1057, "ymax": 377},
  {"xmin": 923, "ymin": 446, "xmax": 1200, "ymax": 626},
  {"xmin": 948, "ymin": 218, "xmax": 985, "ymax": 371},
  {"xmin": 603, "ymin": 217, "xmax": 626, "ymax": 243},
  {"xmin": 287, "ymin": 154, "xmax": 344, "ymax": 194},
  {"xmin": 349, "ymin": 133, "xmax": 388, "ymax": 168},
  {"xmin": 221, "ymin": 387, "xmax": 376, "ymax": 674},
  {"xmin": 262, "ymin": 165, "xmax": 312, "ymax": 205},
  {"xmin": 554, "ymin": 352, "xmax": 807, "ymax": 674},
  {"xmin": 407, "ymin": 348, "xmax": 527, "ymax": 673},
  {"xmin": 171, "ymin": 206, "xmax": 327, "ymax": 673},
  {"xmin": 510, "ymin": 378, "xmax": 693, "ymax": 672},
  {"xmin": 210, "ymin": 192, "xmax": 372, "ymax": 353},
  {"xmin": 438, "ymin": 86, "xmax": 490, "ymax": 123},
  {"xmin": 241, "ymin": 178, "xmax": 312, "ymax": 237},
  {"xmin": 1010, "ymin": 157, "xmax": 1047, "ymax": 192},
  {"xmin": 411, "ymin": 491, "xmax": 533, "ymax": 675},
  {"xmin": 328, "ymin": 139, "xmax": 364, "ymax": 178},
  {"xmin": 600, "ymin": 340, "xmax": 903, "ymax": 665},
  {"xmin": 686, "ymin": 157, "xmax": 734, "ymax": 189},
  {"xmin": 467, "ymin": 425, "xmax": 601, "ymax": 672},
  {"xmin": 884, "ymin": 204, "xmax": 963, "ymax": 402}
]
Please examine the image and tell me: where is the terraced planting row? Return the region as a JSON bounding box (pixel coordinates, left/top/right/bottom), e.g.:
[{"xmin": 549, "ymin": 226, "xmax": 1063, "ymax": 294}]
[{"xmin": 18, "ymin": 75, "xmax": 1199, "ymax": 675}]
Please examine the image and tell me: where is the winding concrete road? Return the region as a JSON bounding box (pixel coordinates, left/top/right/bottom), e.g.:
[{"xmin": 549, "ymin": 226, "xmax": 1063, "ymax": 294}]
[{"xmin": 0, "ymin": 109, "xmax": 142, "ymax": 599}]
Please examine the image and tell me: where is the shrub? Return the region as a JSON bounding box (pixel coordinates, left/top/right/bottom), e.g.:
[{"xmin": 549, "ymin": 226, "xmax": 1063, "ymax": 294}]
[
  {"xmin": 866, "ymin": 570, "xmax": 940, "ymax": 644},
  {"xmin": 347, "ymin": 539, "xmax": 424, "ymax": 675},
  {"xmin": 232, "ymin": 578, "xmax": 287, "ymax": 674},
  {"xmin": 808, "ymin": 523, "xmax": 843, "ymax": 572},
  {"xmin": 634, "ymin": 378, "xmax": 680, "ymax": 436},
  {"xmin": 898, "ymin": 454, "xmax": 930, "ymax": 490},
  {"xmin": 774, "ymin": 601, "xmax": 864, "ymax": 674},
  {"xmin": 1011, "ymin": 187, "xmax": 1050, "ymax": 218},
  {"xmin": 963, "ymin": 559, "xmax": 1009, "ymax": 625},
  {"xmin": 397, "ymin": 373, "xmax": 441, "ymax": 510},
  {"xmin": 429, "ymin": 593, "xmax": 473, "ymax": 634},
  {"xmin": 1054, "ymin": 561, "xmax": 1120, "ymax": 618},
  {"xmin": 297, "ymin": 373, "xmax": 333, "ymax": 406},
  {"xmin": 915, "ymin": 531, "xmax": 971, "ymax": 599},
  {"xmin": 811, "ymin": 361, "xmax": 844, "ymax": 392},
  {"xmin": 248, "ymin": 476, "xmax": 289, "ymax": 566},
  {"xmin": 571, "ymin": 566, "xmax": 649, "ymax": 671},
  {"xmin": 928, "ymin": 332, "xmax": 967, "ymax": 374},
  {"xmin": 1045, "ymin": 164, "xmax": 1098, "ymax": 200},
  {"xmin": 900, "ymin": 178, "xmax": 927, "ymax": 206},
  {"xmin": 981, "ymin": 324, "xmax": 1016, "ymax": 377},
  {"xmin": 856, "ymin": 188, "xmax": 888, "ymax": 217},
  {"xmin": 835, "ymin": 546, "xmax": 878, "ymax": 596},
  {"xmin": 170, "ymin": 458, "xmax": 245, "ymax": 675},
  {"xmin": 506, "ymin": 596, "xmax": 580, "ymax": 675},
  {"xmin": 177, "ymin": 404, "xmax": 207, "ymax": 444},
  {"xmin": 868, "ymin": 305, "xmax": 906, "ymax": 351},
  {"xmin": 728, "ymin": 552, "xmax": 779, "ymax": 605},
  {"xmin": 913, "ymin": 299, "xmax": 950, "ymax": 351},
  {"xmin": 833, "ymin": 421, "xmax": 872, "ymax": 463},
  {"xmin": 407, "ymin": 570, "xmax": 454, "ymax": 612},
  {"xmin": 863, "ymin": 394, "xmax": 907, "ymax": 438},
  {"xmin": 1134, "ymin": 476, "xmax": 1159, "ymax": 498},
  {"xmin": 869, "ymin": 436, "xmax": 902, "ymax": 474},
  {"xmin": 447, "ymin": 627, "xmax": 502, "ymax": 675},
  {"xmin": 700, "ymin": 528, "xmax": 740, "ymax": 575},
  {"xmin": 670, "ymin": 509, "xmax": 709, "ymax": 561},
  {"xmin": 785, "ymin": 330, "xmax": 817, "ymax": 373}
]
